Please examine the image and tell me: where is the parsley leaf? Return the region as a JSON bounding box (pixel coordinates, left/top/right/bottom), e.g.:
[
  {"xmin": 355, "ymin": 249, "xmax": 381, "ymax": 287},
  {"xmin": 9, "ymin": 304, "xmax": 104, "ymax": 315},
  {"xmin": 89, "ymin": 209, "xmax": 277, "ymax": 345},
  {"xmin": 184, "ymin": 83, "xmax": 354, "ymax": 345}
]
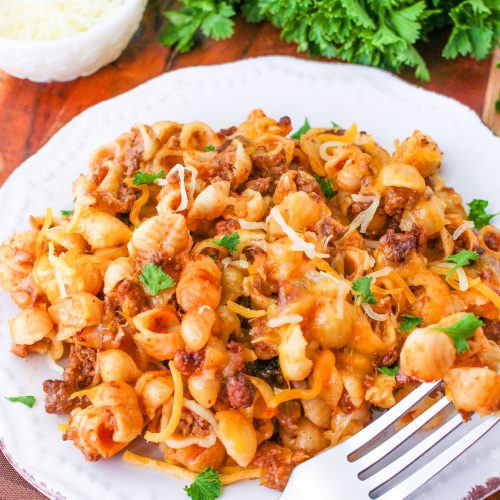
[
  {"xmin": 290, "ymin": 118, "xmax": 311, "ymax": 139},
  {"xmin": 314, "ymin": 175, "xmax": 336, "ymax": 200},
  {"xmin": 184, "ymin": 467, "xmax": 221, "ymax": 500},
  {"xmin": 379, "ymin": 365, "xmax": 399, "ymax": 377},
  {"xmin": 139, "ymin": 264, "xmax": 175, "ymax": 296},
  {"xmin": 204, "ymin": 145, "xmax": 216, "ymax": 151},
  {"xmin": 399, "ymin": 314, "xmax": 423, "ymax": 332},
  {"xmin": 214, "ymin": 232, "xmax": 240, "ymax": 252},
  {"xmin": 61, "ymin": 210, "xmax": 74, "ymax": 217},
  {"xmin": 435, "ymin": 313, "xmax": 483, "ymax": 354},
  {"xmin": 352, "ymin": 276, "xmax": 376, "ymax": 304},
  {"xmin": 160, "ymin": 1, "xmax": 235, "ymax": 53},
  {"xmin": 443, "ymin": 249, "xmax": 479, "ymax": 279},
  {"xmin": 132, "ymin": 170, "xmax": 165, "ymax": 186},
  {"xmin": 331, "ymin": 121, "xmax": 341, "ymax": 128},
  {"xmin": 467, "ymin": 199, "xmax": 499, "ymax": 229},
  {"xmin": 5, "ymin": 396, "xmax": 36, "ymax": 408}
]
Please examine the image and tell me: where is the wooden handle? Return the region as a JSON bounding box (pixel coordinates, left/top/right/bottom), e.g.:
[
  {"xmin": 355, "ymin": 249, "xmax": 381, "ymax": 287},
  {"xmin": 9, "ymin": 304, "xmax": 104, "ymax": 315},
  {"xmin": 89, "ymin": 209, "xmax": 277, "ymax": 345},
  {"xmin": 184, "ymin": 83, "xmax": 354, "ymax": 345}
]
[{"xmin": 482, "ymin": 46, "xmax": 500, "ymax": 135}]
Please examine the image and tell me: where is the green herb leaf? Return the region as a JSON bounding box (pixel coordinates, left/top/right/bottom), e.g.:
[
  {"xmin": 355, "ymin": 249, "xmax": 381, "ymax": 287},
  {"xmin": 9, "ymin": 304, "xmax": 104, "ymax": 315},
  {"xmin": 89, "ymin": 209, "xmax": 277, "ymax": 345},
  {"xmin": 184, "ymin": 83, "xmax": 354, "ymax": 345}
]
[
  {"xmin": 5, "ymin": 396, "xmax": 36, "ymax": 408},
  {"xmin": 290, "ymin": 118, "xmax": 311, "ymax": 139},
  {"xmin": 204, "ymin": 145, "xmax": 216, "ymax": 151},
  {"xmin": 214, "ymin": 232, "xmax": 240, "ymax": 252},
  {"xmin": 435, "ymin": 313, "xmax": 483, "ymax": 354},
  {"xmin": 331, "ymin": 121, "xmax": 341, "ymax": 128},
  {"xmin": 467, "ymin": 199, "xmax": 499, "ymax": 229},
  {"xmin": 139, "ymin": 264, "xmax": 175, "ymax": 296},
  {"xmin": 379, "ymin": 365, "xmax": 399, "ymax": 377},
  {"xmin": 314, "ymin": 175, "xmax": 336, "ymax": 200},
  {"xmin": 352, "ymin": 276, "xmax": 376, "ymax": 304},
  {"xmin": 184, "ymin": 467, "xmax": 222, "ymax": 500},
  {"xmin": 443, "ymin": 249, "xmax": 479, "ymax": 279},
  {"xmin": 133, "ymin": 170, "xmax": 165, "ymax": 186},
  {"xmin": 61, "ymin": 210, "xmax": 74, "ymax": 217},
  {"xmin": 496, "ymin": 93, "xmax": 500, "ymax": 113},
  {"xmin": 399, "ymin": 314, "xmax": 423, "ymax": 332}
]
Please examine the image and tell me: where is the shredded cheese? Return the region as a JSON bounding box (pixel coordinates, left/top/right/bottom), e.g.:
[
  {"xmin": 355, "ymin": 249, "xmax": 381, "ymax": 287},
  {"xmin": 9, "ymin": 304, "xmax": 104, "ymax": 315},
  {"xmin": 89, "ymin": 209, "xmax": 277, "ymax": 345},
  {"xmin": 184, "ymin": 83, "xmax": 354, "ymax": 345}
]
[
  {"xmin": 227, "ymin": 300, "xmax": 266, "ymax": 318},
  {"xmin": 64, "ymin": 204, "xmax": 84, "ymax": 233},
  {"xmin": 456, "ymin": 267, "xmax": 469, "ymax": 291},
  {"xmin": 238, "ymin": 219, "xmax": 267, "ymax": 230},
  {"xmin": 347, "ymin": 196, "xmax": 380, "ymax": 234},
  {"xmin": 362, "ymin": 303, "xmax": 389, "ymax": 321},
  {"xmin": 390, "ymin": 272, "xmax": 416, "ymax": 304},
  {"xmin": 268, "ymin": 315, "xmax": 303, "ymax": 328},
  {"xmin": 351, "ymin": 194, "xmax": 377, "ymax": 203},
  {"xmin": 0, "ymin": 0, "xmax": 125, "ymax": 41},
  {"xmin": 367, "ymin": 266, "xmax": 394, "ymax": 279},
  {"xmin": 123, "ymin": 451, "xmax": 261, "ymax": 485},
  {"xmin": 247, "ymin": 376, "xmax": 275, "ymax": 408},
  {"xmin": 267, "ymin": 207, "xmax": 329, "ymax": 259},
  {"xmin": 156, "ymin": 164, "xmax": 198, "ymax": 212},
  {"xmin": 473, "ymin": 282, "xmax": 500, "ymax": 309},
  {"xmin": 35, "ymin": 208, "xmax": 53, "ymax": 258},
  {"xmin": 145, "ymin": 361, "xmax": 183, "ymax": 443},
  {"xmin": 269, "ymin": 351, "xmax": 333, "ymax": 407},
  {"xmin": 452, "ymin": 221, "xmax": 474, "ymax": 240}
]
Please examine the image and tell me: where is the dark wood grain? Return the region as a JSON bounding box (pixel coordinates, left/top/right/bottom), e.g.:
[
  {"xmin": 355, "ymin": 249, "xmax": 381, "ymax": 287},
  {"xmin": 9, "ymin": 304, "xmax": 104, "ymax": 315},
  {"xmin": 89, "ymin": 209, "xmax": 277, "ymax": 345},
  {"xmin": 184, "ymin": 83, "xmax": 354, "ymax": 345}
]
[{"xmin": 0, "ymin": 0, "xmax": 493, "ymax": 187}]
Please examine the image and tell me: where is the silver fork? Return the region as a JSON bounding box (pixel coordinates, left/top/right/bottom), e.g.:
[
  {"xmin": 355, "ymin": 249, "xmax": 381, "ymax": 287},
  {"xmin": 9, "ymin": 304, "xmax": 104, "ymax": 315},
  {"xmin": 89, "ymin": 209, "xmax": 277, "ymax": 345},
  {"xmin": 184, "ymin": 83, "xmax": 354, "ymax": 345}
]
[{"xmin": 281, "ymin": 381, "xmax": 499, "ymax": 499}]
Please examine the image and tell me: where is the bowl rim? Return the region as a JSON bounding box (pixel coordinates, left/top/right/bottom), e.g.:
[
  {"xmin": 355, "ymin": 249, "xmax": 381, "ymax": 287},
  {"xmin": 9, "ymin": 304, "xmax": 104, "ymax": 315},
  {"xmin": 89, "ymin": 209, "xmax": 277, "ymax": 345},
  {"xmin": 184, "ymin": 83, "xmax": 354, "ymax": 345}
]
[{"xmin": 0, "ymin": 0, "xmax": 146, "ymax": 47}]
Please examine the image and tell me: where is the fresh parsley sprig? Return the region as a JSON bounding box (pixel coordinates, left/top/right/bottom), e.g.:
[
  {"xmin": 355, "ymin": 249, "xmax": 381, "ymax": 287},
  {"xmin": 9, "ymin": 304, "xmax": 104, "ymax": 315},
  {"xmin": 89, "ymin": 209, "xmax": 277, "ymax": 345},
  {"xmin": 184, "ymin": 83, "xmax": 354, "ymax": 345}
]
[
  {"xmin": 5, "ymin": 396, "xmax": 36, "ymax": 408},
  {"xmin": 139, "ymin": 264, "xmax": 175, "ymax": 296},
  {"xmin": 399, "ymin": 314, "xmax": 423, "ymax": 332},
  {"xmin": 443, "ymin": 249, "xmax": 478, "ymax": 280},
  {"xmin": 133, "ymin": 170, "xmax": 165, "ymax": 186},
  {"xmin": 314, "ymin": 175, "xmax": 336, "ymax": 200},
  {"xmin": 379, "ymin": 365, "xmax": 399, "ymax": 377},
  {"xmin": 204, "ymin": 145, "xmax": 216, "ymax": 152},
  {"xmin": 352, "ymin": 276, "xmax": 376, "ymax": 304},
  {"xmin": 467, "ymin": 199, "xmax": 499, "ymax": 229},
  {"xmin": 61, "ymin": 209, "xmax": 74, "ymax": 217},
  {"xmin": 290, "ymin": 118, "xmax": 311, "ymax": 139},
  {"xmin": 435, "ymin": 313, "xmax": 483, "ymax": 354},
  {"xmin": 159, "ymin": 1, "xmax": 499, "ymax": 81},
  {"xmin": 184, "ymin": 467, "xmax": 222, "ymax": 500},
  {"xmin": 214, "ymin": 232, "xmax": 240, "ymax": 253}
]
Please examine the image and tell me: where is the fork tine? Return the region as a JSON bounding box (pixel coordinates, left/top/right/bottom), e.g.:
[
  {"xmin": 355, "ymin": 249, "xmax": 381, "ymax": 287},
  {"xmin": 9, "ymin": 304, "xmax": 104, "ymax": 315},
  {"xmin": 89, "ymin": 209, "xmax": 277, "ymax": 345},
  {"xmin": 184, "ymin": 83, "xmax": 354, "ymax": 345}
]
[
  {"xmin": 363, "ymin": 413, "xmax": 464, "ymax": 491},
  {"xmin": 341, "ymin": 381, "xmax": 441, "ymax": 455},
  {"xmin": 375, "ymin": 416, "xmax": 499, "ymax": 499},
  {"xmin": 354, "ymin": 396, "xmax": 451, "ymax": 473}
]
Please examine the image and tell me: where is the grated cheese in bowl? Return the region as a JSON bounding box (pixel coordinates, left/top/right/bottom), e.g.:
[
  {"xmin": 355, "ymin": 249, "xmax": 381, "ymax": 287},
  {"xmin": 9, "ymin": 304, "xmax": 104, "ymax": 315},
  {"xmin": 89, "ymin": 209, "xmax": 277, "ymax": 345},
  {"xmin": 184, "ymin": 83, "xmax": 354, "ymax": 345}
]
[{"xmin": 0, "ymin": 0, "xmax": 125, "ymax": 41}]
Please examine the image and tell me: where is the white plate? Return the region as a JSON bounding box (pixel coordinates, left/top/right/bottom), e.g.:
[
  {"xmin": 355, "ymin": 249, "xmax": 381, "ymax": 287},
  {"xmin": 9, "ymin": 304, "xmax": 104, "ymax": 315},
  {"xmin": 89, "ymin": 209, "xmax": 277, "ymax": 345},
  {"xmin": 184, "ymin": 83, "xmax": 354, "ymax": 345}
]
[{"xmin": 0, "ymin": 56, "xmax": 498, "ymax": 500}]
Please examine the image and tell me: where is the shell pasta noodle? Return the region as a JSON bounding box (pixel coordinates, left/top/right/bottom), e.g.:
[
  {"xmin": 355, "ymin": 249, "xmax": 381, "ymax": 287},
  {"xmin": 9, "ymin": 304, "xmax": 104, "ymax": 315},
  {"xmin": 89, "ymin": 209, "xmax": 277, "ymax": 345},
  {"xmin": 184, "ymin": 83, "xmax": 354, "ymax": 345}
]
[{"xmin": 1, "ymin": 109, "xmax": 499, "ymax": 492}]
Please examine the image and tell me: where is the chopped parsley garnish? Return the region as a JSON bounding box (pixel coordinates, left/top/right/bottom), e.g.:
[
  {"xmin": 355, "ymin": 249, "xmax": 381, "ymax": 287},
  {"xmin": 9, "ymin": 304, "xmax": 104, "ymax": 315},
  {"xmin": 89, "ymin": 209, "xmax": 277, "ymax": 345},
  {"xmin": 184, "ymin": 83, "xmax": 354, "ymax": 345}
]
[
  {"xmin": 290, "ymin": 118, "xmax": 311, "ymax": 139},
  {"xmin": 214, "ymin": 231, "xmax": 240, "ymax": 253},
  {"xmin": 314, "ymin": 175, "xmax": 336, "ymax": 200},
  {"xmin": 443, "ymin": 249, "xmax": 478, "ymax": 279},
  {"xmin": 184, "ymin": 467, "xmax": 221, "ymax": 500},
  {"xmin": 5, "ymin": 396, "xmax": 36, "ymax": 408},
  {"xmin": 435, "ymin": 313, "xmax": 483, "ymax": 354},
  {"xmin": 204, "ymin": 145, "xmax": 216, "ymax": 152},
  {"xmin": 379, "ymin": 365, "xmax": 399, "ymax": 377},
  {"xmin": 352, "ymin": 276, "xmax": 376, "ymax": 304},
  {"xmin": 399, "ymin": 314, "xmax": 423, "ymax": 332},
  {"xmin": 331, "ymin": 120, "xmax": 341, "ymax": 128},
  {"xmin": 139, "ymin": 264, "xmax": 175, "ymax": 296},
  {"xmin": 61, "ymin": 210, "xmax": 74, "ymax": 217},
  {"xmin": 132, "ymin": 169, "xmax": 165, "ymax": 185},
  {"xmin": 467, "ymin": 199, "xmax": 499, "ymax": 229}
]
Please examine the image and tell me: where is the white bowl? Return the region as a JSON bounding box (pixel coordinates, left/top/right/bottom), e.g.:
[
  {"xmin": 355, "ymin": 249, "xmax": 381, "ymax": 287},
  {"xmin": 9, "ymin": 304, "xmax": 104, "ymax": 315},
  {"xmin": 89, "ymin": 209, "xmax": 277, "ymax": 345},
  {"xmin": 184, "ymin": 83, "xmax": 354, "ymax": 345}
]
[{"xmin": 0, "ymin": 0, "xmax": 147, "ymax": 82}]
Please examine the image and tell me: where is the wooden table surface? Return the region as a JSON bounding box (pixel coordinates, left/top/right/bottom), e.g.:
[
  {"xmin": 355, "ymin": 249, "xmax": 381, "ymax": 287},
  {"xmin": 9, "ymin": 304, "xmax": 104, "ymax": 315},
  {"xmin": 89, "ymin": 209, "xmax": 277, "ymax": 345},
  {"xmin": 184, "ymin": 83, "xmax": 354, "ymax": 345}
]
[{"xmin": 0, "ymin": 0, "xmax": 497, "ymax": 188}]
